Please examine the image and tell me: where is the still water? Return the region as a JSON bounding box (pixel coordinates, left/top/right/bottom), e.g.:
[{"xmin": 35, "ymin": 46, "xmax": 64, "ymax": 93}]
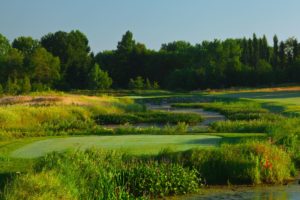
[{"xmin": 184, "ymin": 180, "xmax": 300, "ymax": 200}]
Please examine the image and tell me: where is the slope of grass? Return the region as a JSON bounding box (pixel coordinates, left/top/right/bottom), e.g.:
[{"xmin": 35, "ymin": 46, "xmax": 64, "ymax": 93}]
[{"xmin": 10, "ymin": 135, "xmax": 222, "ymax": 158}]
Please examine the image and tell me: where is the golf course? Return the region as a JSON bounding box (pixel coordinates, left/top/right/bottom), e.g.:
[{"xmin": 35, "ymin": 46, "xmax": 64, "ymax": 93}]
[{"xmin": 0, "ymin": 86, "xmax": 299, "ymax": 200}]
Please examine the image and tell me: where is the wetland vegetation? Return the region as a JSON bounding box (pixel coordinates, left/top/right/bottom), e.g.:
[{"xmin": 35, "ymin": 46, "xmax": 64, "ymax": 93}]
[{"xmin": 0, "ymin": 87, "xmax": 299, "ymax": 199}]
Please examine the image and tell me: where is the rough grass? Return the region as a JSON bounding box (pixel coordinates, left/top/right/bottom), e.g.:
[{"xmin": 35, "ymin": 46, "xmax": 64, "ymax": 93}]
[
  {"xmin": 157, "ymin": 141, "xmax": 295, "ymax": 185},
  {"xmin": 0, "ymin": 94, "xmax": 146, "ymax": 139},
  {"xmin": 4, "ymin": 149, "xmax": 202, "ymax": 199},
  {"xmin": 172, "ymin": 101, "xmax": 280, "ymax": 133},
  {"xmin": 3, "ymin": 141, "xmax": 295, "ymax": 199},
  {"xmin": 94, "ymin": 111, "xmax": 202, "ymax": 125}
]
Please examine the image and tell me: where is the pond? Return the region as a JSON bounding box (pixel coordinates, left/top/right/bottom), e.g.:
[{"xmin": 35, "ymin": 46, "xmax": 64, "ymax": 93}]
[{"xmin": 184, "ymin": 180, "xmax": 300, "ymax": 200}]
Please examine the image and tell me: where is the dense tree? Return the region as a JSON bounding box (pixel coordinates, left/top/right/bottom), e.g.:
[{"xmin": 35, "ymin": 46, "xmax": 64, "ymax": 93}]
[
  {"xmin": 2, "ymin": 48, "xmax": 24, "ymax": 80},
  {"xmin": 41, "ymin": 30, "xmax": 92, "ymax": 89},
  {"xmin": 30, "ymin": 47, "xmax": 60, "ymax": 88},
  {"xmin": 279, "ymin": 41, "xmax": 286, "ymax": 68},
  {"xmin": 0, "ymin": 33, "xmax": 10, "ymax": 58},
  {"xmin": 1, "ymin": 30, "xmax": 300, "ymax": 92},
  {"xmin": 12, "ymin": 36, "xmax": 40, "ymax": 56}
]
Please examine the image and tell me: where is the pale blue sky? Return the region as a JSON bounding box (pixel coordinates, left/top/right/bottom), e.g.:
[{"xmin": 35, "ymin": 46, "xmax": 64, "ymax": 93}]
[{"xmin": 0, "ymin": 0, "xmax": 299, "ymax": 52}]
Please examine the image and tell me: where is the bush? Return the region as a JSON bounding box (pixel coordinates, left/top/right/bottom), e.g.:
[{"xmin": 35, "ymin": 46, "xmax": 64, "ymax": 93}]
[
  {"xmin": 156, "ymin": 141, "xmax": 294, "ymax": 184},
  {"xmin": 94, "ymin": 111, "xmax": 202, "ymax": 125},
  {"xmin": 3, "ymin": 171, "xmax": 74, "ymax": 200},
  {"xmin": 4, "ymin": 149, "xmax": 201, "ymax": 199},
  {"xmin": 211, "ymin": 120, "xmax": 273, "ymax": 133}
]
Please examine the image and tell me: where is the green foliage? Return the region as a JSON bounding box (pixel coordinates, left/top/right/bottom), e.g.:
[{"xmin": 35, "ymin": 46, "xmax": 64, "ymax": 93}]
[
  {"xmin": 94, "ymin": 111, "xmax": 202, "ymax": 125},
  {"xmin": 41, "ymin": 30, "xmax": 92, "ymax": 89},
  {"xmin": 0, "ymin": 84, "xmax": 3, "ymax": 95},
  {"xmin": 4, "ymin": 149, "xmax": 200, "ymax": 199},
  {"xmin": 145, "ymin": 78, "xmax": 152, "ymax": 89},
  {"xmin": 158, "ymin": 141, "xmax": 294, "ymax": 184},
  {"xmin": 128, "ymin": 76, "xmax": 144, "ymax": 89},
  {"xmin": 30, "ymin": 47, "xmax": 60, "ymax": 88},
  {"xmin": 5, "ymin": 77, "xmax": 20, "ymax": 95},
  {"xmin": 3, "ymin": 171, "xmax": 74, "ymax": 200},
  {"xmin": 12, "ymin": 36, "xmax": 40, "ymax": 56},
  {"xmin": 123, "ymin": 161, "xmax": 199, "ymax": 197},
  {"xmin": 20, "ymin": 76, "xmax": 31, "ymax": 93},
  {"xmin": 4, "ymin": 141, "xmax": 294, "ymax": 199},
  {"xmin": 173, "ymin": 101, "xmax": 281, "ymax": 133},
  {"xmin": 1, "ymin": 30, "xmax": 300, "ymax": 90},
  {"xmin": 88, "ymin": 64, "xmax": 112, "ymax": 90},
  {"xmin": 211, "ymin": 120, "xmax": 273, "ymax": 133}
]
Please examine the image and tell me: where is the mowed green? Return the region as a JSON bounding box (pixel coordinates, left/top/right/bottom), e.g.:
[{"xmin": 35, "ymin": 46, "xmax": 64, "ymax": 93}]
[
  {"xmin": 10, "ymin": 135, "xmax": 221, "ymax": 158},
  {"xmin": 205, "ymin": 89, "xmax": 300, "ymax": 114}
]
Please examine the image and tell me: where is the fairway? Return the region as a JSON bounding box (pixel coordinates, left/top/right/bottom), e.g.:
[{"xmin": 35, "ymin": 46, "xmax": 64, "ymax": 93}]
[
  {"xmin": 10, "ymin": 135, "xmax": 221, "ymax": 158},
  {"xmin": 205, "ymin": 89, "xmax": 300, "ymax": 115}
]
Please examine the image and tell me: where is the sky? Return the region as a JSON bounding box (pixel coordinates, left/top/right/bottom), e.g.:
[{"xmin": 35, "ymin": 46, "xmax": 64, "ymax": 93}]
[{"xmin": 0, "ymin": 0, "xmax": 300, "ymax": 53}]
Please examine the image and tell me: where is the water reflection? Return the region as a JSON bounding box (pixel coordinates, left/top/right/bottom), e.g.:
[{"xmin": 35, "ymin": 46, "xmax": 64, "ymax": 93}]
[{"xmin": 185, "ymin": 184, "xmax": 300, "ymax": 200}]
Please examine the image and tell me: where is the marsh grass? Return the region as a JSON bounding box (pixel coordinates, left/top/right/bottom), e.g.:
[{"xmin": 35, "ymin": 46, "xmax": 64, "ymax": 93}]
[
  {"xmin": 3, "ymin": 141, "xmax": 295, "ymax": 199},
  {"xmin": 172, "ymin": 101, "xmax": 284, "ymax": 133},
  {"xmin": 94, "ymin": 111, "xmax": 202, "ymax": 125},
  {"xmin": 3, "ymin": 149, "xmax": 201, "ymax": 199}
]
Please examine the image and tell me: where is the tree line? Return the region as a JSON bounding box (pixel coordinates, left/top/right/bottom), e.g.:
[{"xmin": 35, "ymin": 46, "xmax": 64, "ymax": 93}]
[{"xmin": 0, "ymin": 30, "xmax": 299, "ymax": 93}]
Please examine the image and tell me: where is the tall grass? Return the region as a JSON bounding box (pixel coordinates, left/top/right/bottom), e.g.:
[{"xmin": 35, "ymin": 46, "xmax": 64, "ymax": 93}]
[
  {"xmin": 156, "ymin": 141, "xmax": 295, "ymax": 184},
  {"xmin": 94, "ymin": 111, "xmax": 202, "ymax": 125},
  {"xmin": 3, "ymin": 141, "xmax": 295, "ymax": 199},
  {"xmin": 4, "ymin": 149, "xmax": 201, "ymax": 199}
]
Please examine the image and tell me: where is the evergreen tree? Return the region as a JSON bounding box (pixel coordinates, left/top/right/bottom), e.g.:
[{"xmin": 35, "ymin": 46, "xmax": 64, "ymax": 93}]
[
  {"xmin": 272, "ymin": 35, "xmax": 279, "ymax": 68},
  {"xmin": 252, "ymin": 34, "xmax": 259, "ymax": 67},
  {"xmin": 292, "ymin": 39, "xmax": 298, "ymax": 62},
  {"xmin": 241, "ymin": 38, "xmax": 249, "ymax": 65},
  {"xmin": 279, "ymin": 41, "xmax": 286, "ymax": 68}
]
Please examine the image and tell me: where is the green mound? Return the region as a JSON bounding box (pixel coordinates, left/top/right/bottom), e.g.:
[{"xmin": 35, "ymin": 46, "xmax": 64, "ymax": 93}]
[{"xmin": 11, "ymin": 135, "xmax": 222, "ymax": 158}]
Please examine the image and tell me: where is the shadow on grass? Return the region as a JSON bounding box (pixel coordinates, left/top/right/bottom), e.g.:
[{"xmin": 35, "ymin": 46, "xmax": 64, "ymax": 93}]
[
  {"xmin": 185, "ymin": 138, "xmax": 221, "ymax": 145},
  {"xmin": 214, "ymin": 91, "xmax": 300, "ymax": 99},
  {"xmin": 0, "ymin": 173, "xmax": 15, "ymax": 193}
]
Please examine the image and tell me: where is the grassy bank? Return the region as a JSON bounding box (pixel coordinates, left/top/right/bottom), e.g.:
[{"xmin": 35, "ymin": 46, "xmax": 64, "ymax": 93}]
[{"xmin": 3, "ymin": 141, "xmax": 295, "ymax": 199}]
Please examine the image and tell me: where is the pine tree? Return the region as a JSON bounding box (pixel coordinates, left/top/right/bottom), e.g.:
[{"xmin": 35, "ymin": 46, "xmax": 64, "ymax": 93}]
[
  {"xmin": 279, "ymin": 41, "xmax": 286, "ymax": 68},
  {"xmin": 292, "ymin": 39, "xmax": 298, "ymax": 62},
  {"xmin": 241, "ymin": 38, "xmax": 249, "ymax": 65},
  {"xmin": 273, "ymin": 35, "xmax": 279, "ymax": 68},
  {"xmin": 252, "ymin": 34, "xmax": 259, "ymax": 67}
]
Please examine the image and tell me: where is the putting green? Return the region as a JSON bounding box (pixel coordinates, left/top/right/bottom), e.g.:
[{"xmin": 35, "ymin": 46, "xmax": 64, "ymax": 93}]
[{"xmin": 10, "ymin": 135, "xmax": 221, "ymax": 158}]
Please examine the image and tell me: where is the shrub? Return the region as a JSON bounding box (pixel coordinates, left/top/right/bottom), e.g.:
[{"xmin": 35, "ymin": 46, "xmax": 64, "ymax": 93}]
[
  {"xmin": 156, "ymin": 141, "xmax": 294, "ymax": 184},
  {"xmin": 3, "ymin": 171, "xmax": 74, "ymax": 200},
  {"xmin": 94, "ymin": 111, "xmax": 202, "ymax": 125},
  {"xmin": 5, "ymin": 149, "xmax": 200, "ymax": 199},
  {"xmin": 211, "ymin": 120, "xmax": 273, "ymax": 133}
]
